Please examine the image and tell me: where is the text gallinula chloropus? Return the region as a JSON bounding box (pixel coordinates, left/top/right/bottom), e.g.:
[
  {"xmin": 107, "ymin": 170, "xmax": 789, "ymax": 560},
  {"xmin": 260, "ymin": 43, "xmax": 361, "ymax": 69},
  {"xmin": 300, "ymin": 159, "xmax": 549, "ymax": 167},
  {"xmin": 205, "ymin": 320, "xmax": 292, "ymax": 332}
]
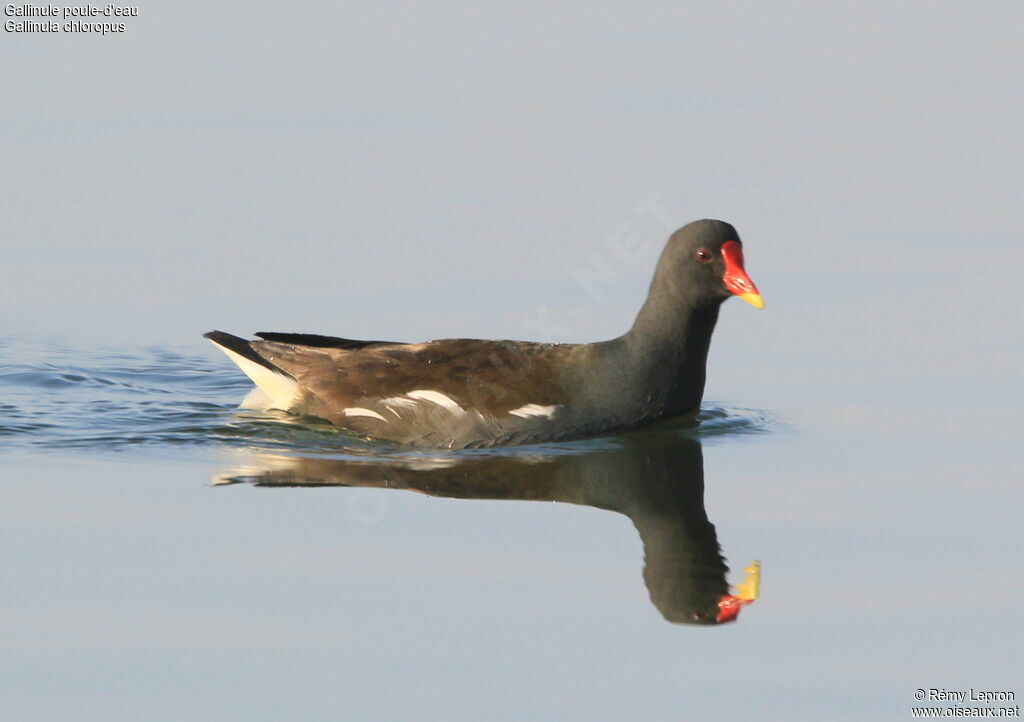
[{"xmin": 205, "ymin": 218, "xmax": 763, "ymax": 448}]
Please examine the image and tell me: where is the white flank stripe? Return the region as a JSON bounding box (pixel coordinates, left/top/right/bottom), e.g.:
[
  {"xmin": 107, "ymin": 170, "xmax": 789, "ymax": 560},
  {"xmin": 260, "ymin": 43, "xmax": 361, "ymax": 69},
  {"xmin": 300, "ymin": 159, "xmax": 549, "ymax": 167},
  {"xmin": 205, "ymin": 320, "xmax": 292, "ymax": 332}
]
[
  {"xmin": 406, "ymin": 390, "xmax": 463, "ymax": 412},
  {"xmin": 383, "ymin": 396, "xmax": 418, "ymax": 409},
  {"xmin": 509, "ymin": 403, "xmax": 558, "ymax": 419},
  {"xmin": 404, "ymin": 457, "xmax": 459, "ymax": 471},
  {"xmin": 343, "ymin": 407, "xmax": 388, "ymax": 422}
]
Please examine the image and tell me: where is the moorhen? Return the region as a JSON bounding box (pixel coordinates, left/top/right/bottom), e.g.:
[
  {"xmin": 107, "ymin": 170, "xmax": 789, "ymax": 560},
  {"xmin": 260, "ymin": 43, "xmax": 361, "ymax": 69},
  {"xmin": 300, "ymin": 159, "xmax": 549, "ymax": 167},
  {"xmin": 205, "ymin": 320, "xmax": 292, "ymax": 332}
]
[{"xmin": 205, "ymin": 219, "xmax": 763, "ymax": 448}]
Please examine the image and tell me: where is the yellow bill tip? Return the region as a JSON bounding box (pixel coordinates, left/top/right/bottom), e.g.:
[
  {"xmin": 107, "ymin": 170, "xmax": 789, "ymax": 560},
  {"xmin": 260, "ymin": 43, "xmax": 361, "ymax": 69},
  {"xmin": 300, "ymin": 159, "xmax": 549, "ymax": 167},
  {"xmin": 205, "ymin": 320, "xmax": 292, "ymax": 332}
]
[
  {"xmin": 738, "ymin": 293, "xmax": 765, "ymax": 309},
  {"xmin": 735, "ymin": 560, "xmax": 761, "ymax": 601}
]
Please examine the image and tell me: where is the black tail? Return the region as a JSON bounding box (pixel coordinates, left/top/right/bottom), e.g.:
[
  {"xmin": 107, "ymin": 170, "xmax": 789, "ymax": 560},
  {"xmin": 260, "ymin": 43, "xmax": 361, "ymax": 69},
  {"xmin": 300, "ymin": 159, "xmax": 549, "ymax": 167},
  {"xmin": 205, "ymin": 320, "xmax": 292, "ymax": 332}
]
[
  {"xmin": 255, "ymin": 331, "xmax": 399, "ymax": 350},
  {"xmin": 203, "ymin": 330, "xmax": 285, "ymax": 375}
]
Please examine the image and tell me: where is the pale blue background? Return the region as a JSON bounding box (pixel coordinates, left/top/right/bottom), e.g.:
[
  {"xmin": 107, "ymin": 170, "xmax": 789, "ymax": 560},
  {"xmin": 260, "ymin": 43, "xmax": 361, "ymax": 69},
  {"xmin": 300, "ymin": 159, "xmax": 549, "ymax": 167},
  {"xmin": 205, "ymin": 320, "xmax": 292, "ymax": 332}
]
[{"xmin": 2, "ymin": 2, "xmax": 1022, "ymax": 720}]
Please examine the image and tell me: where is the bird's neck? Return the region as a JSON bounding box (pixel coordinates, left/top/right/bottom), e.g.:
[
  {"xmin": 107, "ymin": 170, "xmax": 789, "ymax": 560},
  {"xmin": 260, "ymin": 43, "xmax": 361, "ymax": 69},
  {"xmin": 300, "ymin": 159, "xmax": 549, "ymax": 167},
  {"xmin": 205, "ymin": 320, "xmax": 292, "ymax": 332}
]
[{"xmin": 618, "ymin": 291, "xmax": 722, "ymax": 417}]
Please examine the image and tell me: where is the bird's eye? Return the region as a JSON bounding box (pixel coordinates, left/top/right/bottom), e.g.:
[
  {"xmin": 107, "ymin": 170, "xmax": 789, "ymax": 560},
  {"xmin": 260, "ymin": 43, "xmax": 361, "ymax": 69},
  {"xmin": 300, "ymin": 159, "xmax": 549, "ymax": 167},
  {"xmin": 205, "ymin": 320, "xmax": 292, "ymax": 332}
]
[{"xmin": 696, "ymin": 249, "xmax": 713, "ymax": 262}]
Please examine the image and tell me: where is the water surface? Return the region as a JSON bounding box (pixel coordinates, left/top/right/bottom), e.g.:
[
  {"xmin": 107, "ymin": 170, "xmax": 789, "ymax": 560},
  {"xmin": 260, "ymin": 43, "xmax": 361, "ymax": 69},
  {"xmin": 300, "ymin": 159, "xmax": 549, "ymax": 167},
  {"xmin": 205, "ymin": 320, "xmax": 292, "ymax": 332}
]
[{"xmin": 1, "ymin": 337, "xmax": 1020, "ymax": 722}]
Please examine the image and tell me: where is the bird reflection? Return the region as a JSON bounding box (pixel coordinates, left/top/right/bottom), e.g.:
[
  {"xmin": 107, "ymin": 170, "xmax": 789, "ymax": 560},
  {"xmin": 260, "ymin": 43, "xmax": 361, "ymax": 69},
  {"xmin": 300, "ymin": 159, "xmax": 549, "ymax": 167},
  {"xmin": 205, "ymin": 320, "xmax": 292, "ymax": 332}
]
[{"xmin": 214, "ymin": 428, "xmax": 760, "ymax": 625}]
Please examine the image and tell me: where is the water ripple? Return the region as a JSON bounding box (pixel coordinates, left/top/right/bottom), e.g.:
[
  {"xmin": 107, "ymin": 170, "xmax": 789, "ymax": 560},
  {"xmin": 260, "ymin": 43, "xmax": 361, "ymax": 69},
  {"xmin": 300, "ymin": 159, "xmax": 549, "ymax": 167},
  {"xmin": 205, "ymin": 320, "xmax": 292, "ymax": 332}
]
[{"xmin": 0, "ymin": 337, "xmax": 778, "ymax": 457}]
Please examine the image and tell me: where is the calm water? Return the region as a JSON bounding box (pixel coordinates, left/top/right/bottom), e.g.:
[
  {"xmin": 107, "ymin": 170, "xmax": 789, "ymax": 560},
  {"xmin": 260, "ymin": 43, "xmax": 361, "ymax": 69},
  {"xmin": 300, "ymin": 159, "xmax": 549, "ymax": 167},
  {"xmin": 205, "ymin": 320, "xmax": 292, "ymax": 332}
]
[
  {"xmin": 1, "ymin": 336, "xmax": 1020, "ymax": 721},
  {"xmin": 7, "ymin": 1, "xmax": 1022, "ymax": 717}
]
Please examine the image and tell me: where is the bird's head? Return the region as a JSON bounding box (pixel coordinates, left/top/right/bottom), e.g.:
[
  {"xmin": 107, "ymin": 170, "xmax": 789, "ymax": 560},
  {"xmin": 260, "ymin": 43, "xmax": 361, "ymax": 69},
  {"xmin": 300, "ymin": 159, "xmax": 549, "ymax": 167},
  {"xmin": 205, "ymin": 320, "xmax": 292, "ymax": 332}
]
[{"xmin": 658, "ymin": 219, "xmax": 764, "ymax": 309}]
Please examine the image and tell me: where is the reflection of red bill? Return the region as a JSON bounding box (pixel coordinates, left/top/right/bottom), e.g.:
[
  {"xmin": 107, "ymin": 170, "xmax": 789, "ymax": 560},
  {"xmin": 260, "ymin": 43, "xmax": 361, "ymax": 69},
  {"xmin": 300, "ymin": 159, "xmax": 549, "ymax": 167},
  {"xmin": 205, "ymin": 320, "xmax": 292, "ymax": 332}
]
[
  {"xmin": 721, "ymin": 241, "xmax": 764, "ymax": 309},
  {"xmin": 716, "ymin": 560, "xmax": 761, "ymax": 624},
  {"xmin": 716, "ymin": 594, "xmax": 755, "ymax": 623}
]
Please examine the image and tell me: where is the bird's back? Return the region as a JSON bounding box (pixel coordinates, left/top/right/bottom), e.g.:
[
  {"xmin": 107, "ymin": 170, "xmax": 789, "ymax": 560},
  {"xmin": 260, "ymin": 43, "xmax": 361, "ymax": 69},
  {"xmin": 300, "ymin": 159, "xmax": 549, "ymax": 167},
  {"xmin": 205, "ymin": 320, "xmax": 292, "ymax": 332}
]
[{"xmin": 245, "ymin": 336, "xmax": 592, "ymax": 448}]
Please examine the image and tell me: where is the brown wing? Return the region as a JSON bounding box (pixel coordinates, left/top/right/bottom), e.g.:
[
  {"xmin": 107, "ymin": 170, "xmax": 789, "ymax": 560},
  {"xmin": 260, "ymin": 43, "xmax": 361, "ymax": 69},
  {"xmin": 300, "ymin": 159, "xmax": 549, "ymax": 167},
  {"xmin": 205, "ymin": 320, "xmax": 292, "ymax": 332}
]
[{"xmin": 250, "ymin": 338, "xmax": 581, "ymax": 447}]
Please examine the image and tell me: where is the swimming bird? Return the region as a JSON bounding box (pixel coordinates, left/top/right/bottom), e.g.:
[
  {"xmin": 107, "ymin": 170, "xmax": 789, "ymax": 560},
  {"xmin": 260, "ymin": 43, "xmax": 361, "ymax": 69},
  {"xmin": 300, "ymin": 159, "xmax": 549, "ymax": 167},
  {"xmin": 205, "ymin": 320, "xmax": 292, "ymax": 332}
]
[{"xmin": 205, "ymin": 218, "xmax": 763, "ymax": 448}]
